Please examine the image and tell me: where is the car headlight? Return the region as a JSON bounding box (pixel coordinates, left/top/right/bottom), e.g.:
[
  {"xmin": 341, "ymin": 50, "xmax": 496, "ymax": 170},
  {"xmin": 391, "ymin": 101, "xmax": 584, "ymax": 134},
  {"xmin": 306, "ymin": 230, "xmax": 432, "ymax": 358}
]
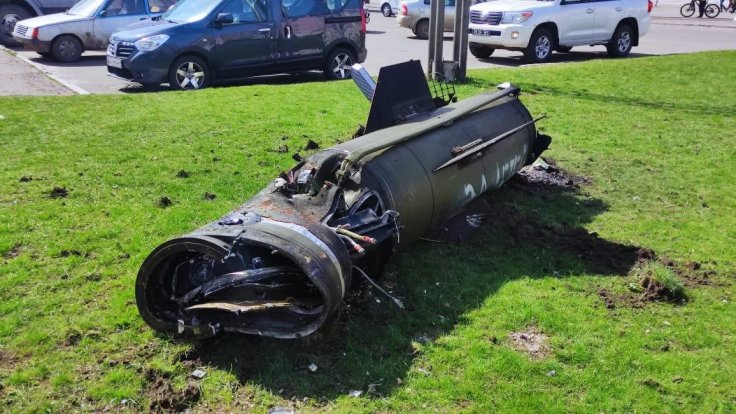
[
  {"xmin": 135, "ymin": 34, "xmax": 169, "ymax": 52},
  {"xmin": 501, "ymin": 11, "xmax": 533, "ymax": 24}
]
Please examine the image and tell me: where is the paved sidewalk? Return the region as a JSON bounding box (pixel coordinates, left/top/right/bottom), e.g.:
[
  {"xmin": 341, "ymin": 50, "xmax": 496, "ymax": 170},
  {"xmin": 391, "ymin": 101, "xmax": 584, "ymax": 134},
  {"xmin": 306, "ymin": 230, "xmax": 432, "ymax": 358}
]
[
  {"xmin": 652, "ymin": 3, "xmax": 736, "ymax": 27},
  {"xmin": 0, "ymin": 47, "xmax": 73, "ymax": 96}
]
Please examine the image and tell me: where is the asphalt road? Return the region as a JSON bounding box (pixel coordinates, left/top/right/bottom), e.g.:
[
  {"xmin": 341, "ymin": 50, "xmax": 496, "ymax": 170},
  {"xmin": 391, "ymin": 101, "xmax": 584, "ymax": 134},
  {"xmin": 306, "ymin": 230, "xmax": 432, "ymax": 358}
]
[{"xmin": 6, "ymin": 6, "xmax": 736, "ymax": 94}]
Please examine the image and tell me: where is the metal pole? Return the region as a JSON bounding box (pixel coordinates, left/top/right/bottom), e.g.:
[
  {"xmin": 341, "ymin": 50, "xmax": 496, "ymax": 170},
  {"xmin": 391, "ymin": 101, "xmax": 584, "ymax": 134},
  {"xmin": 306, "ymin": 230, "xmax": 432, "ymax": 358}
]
[
  {"xmin": 456, "ymin": 0, "xmax": 470, "ymax": 81},
  {"xmin": 428, "ymin": 0, "xmax": 445, "ymax": 78}
]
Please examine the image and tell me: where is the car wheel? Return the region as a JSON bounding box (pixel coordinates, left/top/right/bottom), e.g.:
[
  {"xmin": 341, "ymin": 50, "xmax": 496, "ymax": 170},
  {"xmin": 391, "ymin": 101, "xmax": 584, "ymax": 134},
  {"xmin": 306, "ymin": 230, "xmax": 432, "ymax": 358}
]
[
  {"xmin": 556, "ymin": 46, "xmax": 573, "ymax": 53},
  {"xmin": 323, "ymin": 47, "xmax": 355, "ymax": 80},
  {"xmin": 523, "ymin": 27, "xmax": 554, "ymax": 63},
  {"xmin": 680, "ymin": 3, "xmax": 695, "ymax": 17},
  {"xmin": 469, "ymin": 43, "xmax": 494, "ymax": 59},
  {"xmin": 0, "ymin": 4, "xmax": 32, "ymax": 47},
  {"xmin": 169, "ymin": 55, "xmax": 211, "ymax": 90},
  {"xmin": 381, "ymin": 3, "xmax": 392, "ymax": 16},
  {"xmin": 415, "ymin": 19, "xmax": 429, "ymax": 39},
  {"xmin": 606, "ymin": 23, "xmax": 633, "ymax": 58},
  {"xmin": 51, "ymin": 35, "xmax": 83, "ymax": 63}
]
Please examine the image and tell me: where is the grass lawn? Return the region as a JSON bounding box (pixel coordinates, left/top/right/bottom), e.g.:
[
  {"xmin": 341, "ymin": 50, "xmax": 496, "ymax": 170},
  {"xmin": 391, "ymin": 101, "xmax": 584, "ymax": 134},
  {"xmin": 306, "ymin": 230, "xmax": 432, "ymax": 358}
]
[{"xmin": 0, "ymin": 51, "xmax": 734, "ymax": 413}]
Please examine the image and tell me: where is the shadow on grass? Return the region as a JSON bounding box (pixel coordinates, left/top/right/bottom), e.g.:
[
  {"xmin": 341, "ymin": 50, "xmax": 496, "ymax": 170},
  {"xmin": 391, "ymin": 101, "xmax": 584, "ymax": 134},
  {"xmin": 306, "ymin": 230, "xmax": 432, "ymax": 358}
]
[
  {"xmin": 119, "ymin": 71, "xmax": 329, "ymax": 93},
  {"xmin": 175, "ymin": 173, "xmax": 645, "ymax": 402},
  {"xmin": 473, "ymin": 51, "xmax": 653, "ymax": 68}
]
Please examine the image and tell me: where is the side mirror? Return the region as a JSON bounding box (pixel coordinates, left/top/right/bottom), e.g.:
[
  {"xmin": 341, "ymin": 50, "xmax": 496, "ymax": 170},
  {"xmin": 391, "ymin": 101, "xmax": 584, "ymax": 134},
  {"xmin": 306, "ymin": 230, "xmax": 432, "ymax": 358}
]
[{"xmin": 216, "ymin": 12, "xmax": 234, "ymax": 24}]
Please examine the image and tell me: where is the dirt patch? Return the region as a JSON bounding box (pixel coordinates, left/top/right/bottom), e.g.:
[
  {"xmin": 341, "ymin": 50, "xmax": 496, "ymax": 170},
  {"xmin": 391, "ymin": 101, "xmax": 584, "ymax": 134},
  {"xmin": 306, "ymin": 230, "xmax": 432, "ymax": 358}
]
[
  {"xmin": 49, "ymin": 186, "xmax": 68, "ymax": 198},
  {"xmin": 176, "ymin": 170, "xmax": 190, "ymax": 178},
  {"xmin": 19, "ymin": 176, "xmax": 32, "ymax": 182},
  {"xmin": 509, "ymin": 327, "xmax": 550, "ymax": 359},
  {"xmin": 3, "ymin": 244, "xmax": 22, "ymax": 259},
  {"xmin": 0, "ymin": 48, "xmax": 73, "ymax": 96},
  {"xmin": 146, "ymin": 369, "xmax": 201, "ymax": 412},
  {"xmin": 203, "ymin": 192, "xmax": 216, "ymax": 201},
  {"xmin": 158, "ymin": 196, "xmax": 173, "ymax": 208},
  {"xmin": 303, "ymin": 140, "xmax": 320, "ymax": 151},
  {"xmin": 515, "ymin": 158, "xmax": 590, "ymax": 191}
]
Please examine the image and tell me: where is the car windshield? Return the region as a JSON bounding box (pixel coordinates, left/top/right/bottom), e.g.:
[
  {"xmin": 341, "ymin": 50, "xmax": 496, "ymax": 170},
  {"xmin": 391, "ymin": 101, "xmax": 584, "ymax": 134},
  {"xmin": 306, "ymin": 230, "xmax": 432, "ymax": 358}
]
[
  {"xmin": 67, "ymin": 0, "xmax": 105, "ymax": 16},
  {"xmin": 162, "ymin": 0, "xmax": 222, "ymax": 23}
]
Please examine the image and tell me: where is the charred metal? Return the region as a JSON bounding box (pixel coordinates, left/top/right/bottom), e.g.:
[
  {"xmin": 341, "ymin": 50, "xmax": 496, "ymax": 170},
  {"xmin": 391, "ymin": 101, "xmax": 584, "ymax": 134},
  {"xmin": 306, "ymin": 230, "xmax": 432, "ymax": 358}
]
[{"xmin": 135, "ymin": 61, "xmax": 551, "ymax": 339}]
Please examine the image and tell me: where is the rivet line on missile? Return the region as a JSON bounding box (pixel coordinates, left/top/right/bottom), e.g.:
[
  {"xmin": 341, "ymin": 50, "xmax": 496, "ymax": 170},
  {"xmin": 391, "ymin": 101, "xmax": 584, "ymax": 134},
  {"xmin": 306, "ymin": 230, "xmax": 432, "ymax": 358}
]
[{"xmin": 433, "ymin": 115, "xmax": 547, "ymax": 173}]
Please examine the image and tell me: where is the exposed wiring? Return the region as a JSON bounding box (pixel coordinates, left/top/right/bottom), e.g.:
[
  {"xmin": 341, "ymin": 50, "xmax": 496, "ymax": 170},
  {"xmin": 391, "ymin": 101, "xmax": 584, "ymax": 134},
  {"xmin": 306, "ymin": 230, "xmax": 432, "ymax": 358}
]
[{"xmin": 353, "ymin": 266, "xmax": 404, "ymax": 309}]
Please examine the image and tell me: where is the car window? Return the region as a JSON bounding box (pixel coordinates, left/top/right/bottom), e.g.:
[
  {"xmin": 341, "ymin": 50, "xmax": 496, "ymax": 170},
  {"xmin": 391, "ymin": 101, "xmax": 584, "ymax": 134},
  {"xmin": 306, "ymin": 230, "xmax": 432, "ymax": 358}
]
[
  {"xmin": 421, "ymin": 0, "xmax": 456, "ymax": 6},
  {"xmin": 102, "ymin": 0, "xmax": 146, "ymax": 15},
  {"xmin": 283, "ymin": 0, "xmax": 325, "ymax": 16},
  {"xmin": 148, "ymin": 0, "xmax": 176, "ymax": 13},
  {"xmin": 220, "ymin": 0, "xmax": 268, "ymax": 22}
]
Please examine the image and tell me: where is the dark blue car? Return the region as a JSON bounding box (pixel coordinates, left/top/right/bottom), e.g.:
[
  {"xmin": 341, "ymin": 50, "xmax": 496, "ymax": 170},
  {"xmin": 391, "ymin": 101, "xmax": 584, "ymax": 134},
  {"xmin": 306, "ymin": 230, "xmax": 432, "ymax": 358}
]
[{"xmin": 106, "ymin": 0, "xmax": 367, "ymax": 89}]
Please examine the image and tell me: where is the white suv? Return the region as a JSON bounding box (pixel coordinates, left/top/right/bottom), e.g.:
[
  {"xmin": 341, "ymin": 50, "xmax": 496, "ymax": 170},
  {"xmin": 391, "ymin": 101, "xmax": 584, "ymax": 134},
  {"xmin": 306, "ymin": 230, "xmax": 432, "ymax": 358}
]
[{"xmin": 468, "ymin": 0, "xmax": 652, "ymax": 63}]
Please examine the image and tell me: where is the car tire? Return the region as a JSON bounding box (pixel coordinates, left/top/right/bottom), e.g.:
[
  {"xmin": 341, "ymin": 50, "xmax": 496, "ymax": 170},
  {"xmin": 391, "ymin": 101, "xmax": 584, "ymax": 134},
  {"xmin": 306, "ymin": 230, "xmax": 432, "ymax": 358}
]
[
  {"xmin": 51, "ymin": 35, "xmax": 83, "ymax": 63},
  {"xmin": 168, "ymin": 55, "xmax": 211, "ymax": 90},
  {"xmin": 0, "ymin": 4, "xmax": 32, "ymax": 47},
  {"xmin": 556, "ymin": 46, "xmax": 573, "ymax": 53},
  {"xmin": 381, "ymin": 3, "xmax": 392, "ymax": 16},
  {"xmin": 523, "ymin": 27, "xmax": 554, "ymax": 63},
  {"xmin": 469, "ymin": 43, "xmax": 494, "ymax": 59},
  {"xmin": 606, "ymin": 23, "xmax": 633, "ymax": 58},
  {"xmin": 323, "ymin": 47, "xmax": 355, "ymax": 80},
  {"xmin": 415, "ymin": 19, "xmax": 429, "ymax": 39}
]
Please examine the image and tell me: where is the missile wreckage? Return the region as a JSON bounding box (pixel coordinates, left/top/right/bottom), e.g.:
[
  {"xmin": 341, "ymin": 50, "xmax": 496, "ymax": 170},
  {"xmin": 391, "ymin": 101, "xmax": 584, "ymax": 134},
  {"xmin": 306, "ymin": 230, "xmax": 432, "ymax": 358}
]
[{"xmin": 135, "ymin": 61, "xmax": 551, "ymax": 339}]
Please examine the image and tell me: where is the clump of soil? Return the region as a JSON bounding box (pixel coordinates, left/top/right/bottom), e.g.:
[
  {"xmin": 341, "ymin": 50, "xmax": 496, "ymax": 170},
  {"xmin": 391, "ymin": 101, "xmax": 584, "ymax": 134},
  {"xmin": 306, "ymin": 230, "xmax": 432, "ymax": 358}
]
[
  {"xmin": 515, "ymin": 158, "xmax": 590, "ymax": 191},
  {"xmin": 19, "ymin": 176, "xmax": 32, "ymax": 182},
  {"xmin": 176, "ymin": 170, "xmax": 190, "ymax": 178},
  {"xmin": 59, "ymin": 249, "xmax": 82, "ymax": 257},
  {"xmin": 509, "ymin": 327, "xmax": 550, "ymax": 359},
  {"xmin": 148, "ymin": 378, "xmax": 201, "ymax": 412},
  {"xmin": 276, "ymin": 144, "xmax": 289, "ymax": 153},
  {"xmin": 3, "ymin": 244, "xmax": 22, "ymax": 259},
  {"xmin": 158, "ymin": 196, "xmax": 173, "ymax": 208},
  {"xmin": 49, "ymin": 186, "xmax": 68, "ymax": 198},
  {"xmin": 303, "ymin": 140, "xmax": 319, "ymax": 151},
  {"xmin": 203, "ymin": 192, "xmax": 216, "ymax": 201}
]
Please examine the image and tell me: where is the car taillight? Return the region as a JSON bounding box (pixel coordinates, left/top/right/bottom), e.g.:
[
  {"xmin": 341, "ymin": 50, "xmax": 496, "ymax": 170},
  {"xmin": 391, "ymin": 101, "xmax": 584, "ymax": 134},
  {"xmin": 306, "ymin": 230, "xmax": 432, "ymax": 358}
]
[
  {"xmin": 400, "ymin": 2, "xmax": 408, "ymax": 15},
  {"xmin": 360, "ymin": 7, "xmax": 366, "ymax": 33},
  {"xmin": 647, "ymin": 0, "xmax": 653, "ymax": 13},
  {"xmin": 31, "ymin": 28, "xmax": 38, "ymax": 39}
]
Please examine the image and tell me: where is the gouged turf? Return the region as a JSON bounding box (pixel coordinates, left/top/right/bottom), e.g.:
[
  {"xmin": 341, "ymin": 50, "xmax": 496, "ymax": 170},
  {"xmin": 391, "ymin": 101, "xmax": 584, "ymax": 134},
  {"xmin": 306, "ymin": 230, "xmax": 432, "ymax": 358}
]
[{"xmin": 0, "ymin": 51, "xmax": 735, "ymax": 413}]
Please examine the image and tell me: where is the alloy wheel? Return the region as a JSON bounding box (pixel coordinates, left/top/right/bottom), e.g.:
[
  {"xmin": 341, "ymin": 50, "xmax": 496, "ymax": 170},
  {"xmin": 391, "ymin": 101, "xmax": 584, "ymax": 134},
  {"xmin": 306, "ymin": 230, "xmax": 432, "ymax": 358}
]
[
  {"xmin": 0, "ymin": 13, "xmax": 20, "ymax": 36},
  {"xmin": 175, "ymin": 61, "xmax": 205, "ymax": 89},
  {"xmin": 617, "ymin": 31, "xmax": 631, "ymax": 54},
  {"xmin": 535, "ymin": 35, "xmax": 551, "ymax": 60},
  {"xmin": 331, "ymin": 53, "xmax": 353, "ymax": 79}
]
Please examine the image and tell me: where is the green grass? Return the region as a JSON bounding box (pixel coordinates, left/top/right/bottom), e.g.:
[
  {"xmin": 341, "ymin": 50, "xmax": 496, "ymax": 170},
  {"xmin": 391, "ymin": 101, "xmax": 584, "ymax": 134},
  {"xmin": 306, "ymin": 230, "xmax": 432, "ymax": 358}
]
[{"xmin": 1, "ymin": 51, "xmax": 735, "ymax": 413}]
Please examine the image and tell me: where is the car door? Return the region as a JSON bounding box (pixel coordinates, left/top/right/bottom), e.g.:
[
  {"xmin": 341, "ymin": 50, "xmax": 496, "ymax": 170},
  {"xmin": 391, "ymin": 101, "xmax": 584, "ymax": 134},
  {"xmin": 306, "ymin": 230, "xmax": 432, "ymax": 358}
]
[
  {"xmin": 213, "ymin": 0, "xmax": 276, "ymax": 75},
  {"xmin": 93, "ymin": 0, "xmax": 149, "ymax": 46},
  {"xmin": 276, "ymin": 0, "xmax": 326, "ymax": 70},
  {"xmin": 592, "ymin": 0, "xmax": 624, "ymax": 42},
  {"xmin": 556, "ymin": 0, "xmax": 595, "ymax": 45}
]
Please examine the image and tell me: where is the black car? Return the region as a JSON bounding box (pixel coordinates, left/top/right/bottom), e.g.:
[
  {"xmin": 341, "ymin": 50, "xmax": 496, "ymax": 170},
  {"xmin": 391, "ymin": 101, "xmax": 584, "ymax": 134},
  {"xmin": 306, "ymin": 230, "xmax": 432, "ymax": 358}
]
[{"xmin": 106, "ymin": 0, "xmax": 367, "ymax": 89}]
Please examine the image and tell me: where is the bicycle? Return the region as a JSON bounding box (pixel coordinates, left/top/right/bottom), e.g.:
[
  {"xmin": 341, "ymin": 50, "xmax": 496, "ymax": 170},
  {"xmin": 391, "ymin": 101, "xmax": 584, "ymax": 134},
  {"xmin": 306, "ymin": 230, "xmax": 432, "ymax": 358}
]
[{"xmin": 680, "ymin": 0, "xmax": 720, "ymax": 17}]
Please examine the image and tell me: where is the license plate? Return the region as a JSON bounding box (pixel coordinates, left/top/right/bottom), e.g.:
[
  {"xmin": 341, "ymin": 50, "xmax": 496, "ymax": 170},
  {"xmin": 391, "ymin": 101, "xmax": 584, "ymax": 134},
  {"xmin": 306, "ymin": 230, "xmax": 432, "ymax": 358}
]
[
  {"xmin": 107, "ymin": 56, "xmax": 122, "ymax": 68},
  {"xmin": 470, "ymin": 29, "xmax": 494, "ymax": 36}
]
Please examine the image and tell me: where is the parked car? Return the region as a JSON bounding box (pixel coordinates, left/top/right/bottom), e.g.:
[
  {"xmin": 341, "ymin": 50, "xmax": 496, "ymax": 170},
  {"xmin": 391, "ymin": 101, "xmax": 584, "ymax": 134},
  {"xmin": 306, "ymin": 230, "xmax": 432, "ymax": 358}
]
[
  {"xmin": 11, "ymin": 0, "xmax": 174, "ymax": 61},
  {"xmin": 106, "ymin": 0, "xmax": 367, "ymax": 90},
  {"xmin": 468, "ymin": 0, "xmax": 653, "ymax": 63},
  {"xmin": 379, "ymin": 0, "xmax": 399, "ymax": 16},
  {"xmin": 397, "ymin": 0, "xmax": 455, "ymax": 39},
  {"xmin": 0, "ymin": 0, "xmax": 78, "ymax": 47}
]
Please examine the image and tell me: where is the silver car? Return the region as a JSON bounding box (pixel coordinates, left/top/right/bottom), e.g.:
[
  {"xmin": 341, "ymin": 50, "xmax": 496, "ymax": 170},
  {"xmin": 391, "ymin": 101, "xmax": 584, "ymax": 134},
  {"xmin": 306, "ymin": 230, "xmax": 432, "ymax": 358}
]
[
  {"xmin": 396, "ymin": 0, "xmax": 455, "ymax": 39},
  {"xmin": 12, "ymin": 0, "xmax": 174, "ymax": 62}
]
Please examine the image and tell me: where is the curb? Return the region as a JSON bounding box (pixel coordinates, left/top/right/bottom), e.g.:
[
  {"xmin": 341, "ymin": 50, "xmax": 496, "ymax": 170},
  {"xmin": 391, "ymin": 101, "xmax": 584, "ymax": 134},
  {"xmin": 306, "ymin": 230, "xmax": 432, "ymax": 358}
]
[{"xmin": 0, "ymin": 45, "xmax": 90, "ymax": 95}]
